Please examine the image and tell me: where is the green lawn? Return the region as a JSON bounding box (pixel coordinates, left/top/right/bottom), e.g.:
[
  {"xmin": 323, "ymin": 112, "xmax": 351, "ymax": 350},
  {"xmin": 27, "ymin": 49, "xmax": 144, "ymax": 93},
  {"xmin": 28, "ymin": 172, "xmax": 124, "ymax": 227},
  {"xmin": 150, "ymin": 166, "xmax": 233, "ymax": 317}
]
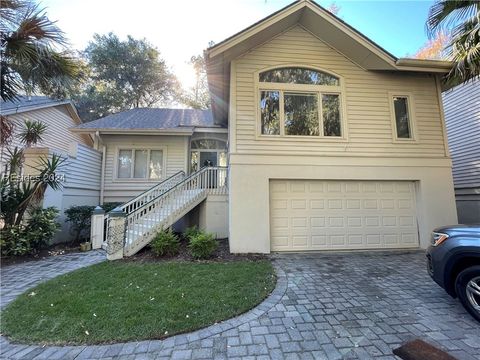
[{"xmin": 1, "ymin": 260, "xmax": 275, "ymax": 345}]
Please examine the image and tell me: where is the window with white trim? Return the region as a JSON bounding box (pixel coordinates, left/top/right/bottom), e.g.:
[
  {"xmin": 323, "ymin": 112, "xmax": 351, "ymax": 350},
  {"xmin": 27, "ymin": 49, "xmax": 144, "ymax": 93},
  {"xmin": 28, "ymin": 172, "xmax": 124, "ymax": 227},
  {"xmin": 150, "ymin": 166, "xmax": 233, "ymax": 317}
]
[
  {"xmin": 392, "ymin": 96, "xmax": 413, "ymax": 139},
  {"xmin": 117, "ymin": 149, "xmax": 163, "ymax": 179},
  {"xmin": 190, "ymin": 139, "xmax": 227, "ymax": 172},
  {"xmin": 259, "ymin": 67, "xmax": 343, "ymax": 137}
]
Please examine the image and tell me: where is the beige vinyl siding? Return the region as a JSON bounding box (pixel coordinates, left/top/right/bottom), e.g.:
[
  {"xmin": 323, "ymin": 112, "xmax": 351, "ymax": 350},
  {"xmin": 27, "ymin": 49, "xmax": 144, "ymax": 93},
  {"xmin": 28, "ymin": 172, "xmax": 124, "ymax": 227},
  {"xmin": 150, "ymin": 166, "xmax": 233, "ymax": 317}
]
[
  {"xmin": 233, "ymin": 26, "xmax": 447, "ymax": 157},
  {"xmin": 443, "ymin": 78, "xmax": 480, "ymax": 189},
  {"xmin": 5, "ymin": 105, "xmax": 91, "ymax": 154},
  {"xmin": 102, "ymin": 135, "xmax": 188, "ymax": 203}
]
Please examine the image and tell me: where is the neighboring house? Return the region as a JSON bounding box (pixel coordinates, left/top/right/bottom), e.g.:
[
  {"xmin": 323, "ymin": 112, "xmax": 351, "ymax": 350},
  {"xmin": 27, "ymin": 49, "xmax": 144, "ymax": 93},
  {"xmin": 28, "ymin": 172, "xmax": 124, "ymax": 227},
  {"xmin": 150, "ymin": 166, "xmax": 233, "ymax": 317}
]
[
  {"xmin": 442, "ymin": 78, "xmax": 480, "ymax": 224},
  {"xmin": 74, "ymin": 0, "xmax": 458, "ymax": 257},
  {"xmin": 1, "ymin": 96, "xmax": 102, "ymax": 243}
]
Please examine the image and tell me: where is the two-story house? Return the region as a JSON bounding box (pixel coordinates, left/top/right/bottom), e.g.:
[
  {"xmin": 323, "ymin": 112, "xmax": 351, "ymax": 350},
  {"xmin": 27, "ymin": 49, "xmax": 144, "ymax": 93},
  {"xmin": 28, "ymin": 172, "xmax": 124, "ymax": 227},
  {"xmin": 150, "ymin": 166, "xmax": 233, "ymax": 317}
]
[{"xmin": 74, "ymin": 0, "xmax": 458, "ymax": 258}]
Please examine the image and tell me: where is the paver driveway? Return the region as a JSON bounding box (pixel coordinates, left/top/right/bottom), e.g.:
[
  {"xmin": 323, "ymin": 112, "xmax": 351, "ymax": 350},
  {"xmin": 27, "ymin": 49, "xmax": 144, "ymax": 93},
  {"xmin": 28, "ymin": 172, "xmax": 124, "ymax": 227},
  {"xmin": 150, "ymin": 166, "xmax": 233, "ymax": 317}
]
[{"xmin": 1, "ymin": 251, "xmax": 479, "ymax": 359}]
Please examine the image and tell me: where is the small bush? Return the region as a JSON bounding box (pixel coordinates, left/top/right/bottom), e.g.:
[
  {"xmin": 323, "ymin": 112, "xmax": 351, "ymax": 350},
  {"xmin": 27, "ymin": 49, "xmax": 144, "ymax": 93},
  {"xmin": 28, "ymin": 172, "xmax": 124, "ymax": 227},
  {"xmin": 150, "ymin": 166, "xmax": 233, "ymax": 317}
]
[
  {"xmin": 0, "ymin": 225, "xmax": 31, "ymax": 256},
  {"xmin": 65, "ymin": 205, "xmax": 95, "ymax": 243},
  {"xmin": 188, "ymin": 231, "xmax": 218, "ymax": 259},
  {"xmin": 103, "ymin": 202, "xmax": 122, "ymax": 213},
  {"xmin": 65, "ymin": 203, "xmax": 122, "ymax": 244},
  {"xmin": 151, "ymin": 228, "xmax": 180, "ymax": 257},
  {"xmin": 0, "ymin": 207, "xmax": 59, "ymax": 256},
  {"xmin": 24, "ymin": 206, "xmax": 60, "ymax": 251},
  {"xmin": 183, "ymin": 226, "xmax": 201, "ymax": 240}
]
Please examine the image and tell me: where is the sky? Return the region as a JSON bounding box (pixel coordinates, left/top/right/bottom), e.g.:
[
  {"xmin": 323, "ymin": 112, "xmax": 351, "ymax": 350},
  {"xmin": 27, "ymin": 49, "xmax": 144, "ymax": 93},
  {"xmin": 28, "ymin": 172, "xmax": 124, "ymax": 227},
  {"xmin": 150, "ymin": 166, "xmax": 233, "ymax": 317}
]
[{"xmin": 40, "ymin": 0, "xmax": 435, "ymax": 89}]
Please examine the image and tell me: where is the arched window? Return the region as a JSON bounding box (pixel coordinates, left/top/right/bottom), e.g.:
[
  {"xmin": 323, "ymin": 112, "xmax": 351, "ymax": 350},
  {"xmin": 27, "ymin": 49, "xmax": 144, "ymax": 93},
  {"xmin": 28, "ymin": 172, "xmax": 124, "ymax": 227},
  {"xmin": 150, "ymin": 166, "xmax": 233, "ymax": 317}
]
[
  {"xmin": 258, "ymin": 67, "xmax": 343, "ymax": 138},
  {"xmin": 259, "ymin": 67, "xmax": 339, "ymax": 86},
  {"xmin": 191, "ymin": 139, "xmax": 227, "ymax": 150}
]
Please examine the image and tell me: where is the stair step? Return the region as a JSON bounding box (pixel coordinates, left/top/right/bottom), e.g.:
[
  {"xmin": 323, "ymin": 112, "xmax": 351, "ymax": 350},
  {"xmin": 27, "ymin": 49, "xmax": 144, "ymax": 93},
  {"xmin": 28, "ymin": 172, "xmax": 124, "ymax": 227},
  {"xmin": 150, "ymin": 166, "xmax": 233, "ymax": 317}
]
[
  {"xmin": 123, "ymin": 188, "xmax": 209, "ymax": 253},
  {"xmin": 106, "ymin": 167, "xmax": 228, "ymax": 258}
]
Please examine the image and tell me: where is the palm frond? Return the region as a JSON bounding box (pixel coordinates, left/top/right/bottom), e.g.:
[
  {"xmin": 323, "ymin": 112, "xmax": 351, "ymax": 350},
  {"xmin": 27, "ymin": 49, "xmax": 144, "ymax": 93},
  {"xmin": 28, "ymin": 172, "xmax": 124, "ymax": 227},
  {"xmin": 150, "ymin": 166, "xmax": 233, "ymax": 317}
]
[
  {"xmin": 0, "ymin": 0, "xmax": 29, "ymax": 29},
  {"xmin": 18, "ymin": 120, "xmax": 47, "ymax": 147},
  {"xmin": 6, "ymin": 146, "xmax": 24, "ymax": 175},
  {"xmin": 439, "ymin": 11, "xmax": 480, "ymax": 85},
  {"xmin": 0, "ymin": 115, "xmax": 15, "ymax": 145},
  {"xmin": 427, "ymin": 0, "xmax": 479, "ymax": 37},
  {"xmin": 11, "ymin": 3, "xmax": 67, "ymax": 45},
  {"xmin": 1, "ymin": 0, "xmax": 80, "ymax": 101},
  {"xmin": 32, "ymin": 153, "xmax": 65, "ymax": 191}
]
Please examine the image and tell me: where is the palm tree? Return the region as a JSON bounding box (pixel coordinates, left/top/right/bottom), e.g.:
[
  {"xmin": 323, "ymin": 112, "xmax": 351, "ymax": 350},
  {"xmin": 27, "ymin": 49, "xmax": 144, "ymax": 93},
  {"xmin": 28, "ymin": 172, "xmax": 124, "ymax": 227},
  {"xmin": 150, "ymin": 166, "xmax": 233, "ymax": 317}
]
[
  {"xmin": 0, "ymin": 0, "xmax": 80, "ymax": 101},
  {"xmin": 18, "ymin": 120, "xmax": 47, "ymax": 147},
  {"xmin": 426, "ymin": 1, "xmax": 480, "ymax": 86}
]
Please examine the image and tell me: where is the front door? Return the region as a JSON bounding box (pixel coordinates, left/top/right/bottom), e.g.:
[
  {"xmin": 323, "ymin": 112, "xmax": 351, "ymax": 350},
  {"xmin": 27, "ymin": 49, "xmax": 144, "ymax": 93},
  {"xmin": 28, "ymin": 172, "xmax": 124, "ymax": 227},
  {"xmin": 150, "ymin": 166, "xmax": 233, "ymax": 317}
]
[{"xmin": 200, "ymin": 152, "xmax": 217, "ymax": 167}]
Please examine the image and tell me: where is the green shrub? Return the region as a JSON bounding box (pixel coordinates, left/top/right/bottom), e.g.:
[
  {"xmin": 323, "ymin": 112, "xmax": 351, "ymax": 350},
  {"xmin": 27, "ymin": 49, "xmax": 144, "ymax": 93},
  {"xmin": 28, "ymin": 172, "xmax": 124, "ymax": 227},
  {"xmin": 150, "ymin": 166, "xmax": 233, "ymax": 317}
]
[
  {"xmin": 0, "ymin": 225, "xmax": 31, "ymax": 256},
  {"xmin": 188, "ymin": 231, "xmax": 218, "ymax": 259},
  {"xmin": 151, "ymin": 228, "xmax": 180, "ymax": 257},
  {"xmin": 64, "ymin": 203, "xmax": 121, "ymax": 244},
  {"xmin": 65, "ymin": 205, "xmax": 95, "ymax": 243},
  {"xmin": 103, "ymin": 202, "xmax": 122, "ymax": 213},
  {"xmin": 24, "ymin": 206, "xmax": 60, "ymax": 251},
  {"xmin": 183, "ymin": 225, "xmax": 201, "ymax": 240},
  {"xmin": 0, "ymin": 207, "xmax": 59, "ymax": 256}
]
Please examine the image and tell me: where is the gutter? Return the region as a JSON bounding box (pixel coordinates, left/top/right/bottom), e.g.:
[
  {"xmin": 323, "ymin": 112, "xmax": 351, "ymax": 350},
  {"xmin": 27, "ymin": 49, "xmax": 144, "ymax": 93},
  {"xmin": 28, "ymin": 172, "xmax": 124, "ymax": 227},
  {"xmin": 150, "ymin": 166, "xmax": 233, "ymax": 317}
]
[
  {"xmin": 70, "ymin": 128, "xmax": 195, "ymax": 136},
  {"xmin": 395, "ymin": 58, "xmax": 453, "ymax": 73},
  {"xmin": 1, "ymin": 100, "xmax": 71, "ymax": 116},
  {"xmin": 192, "ymin": 127, "xmax": 228, "ymax": 133}
]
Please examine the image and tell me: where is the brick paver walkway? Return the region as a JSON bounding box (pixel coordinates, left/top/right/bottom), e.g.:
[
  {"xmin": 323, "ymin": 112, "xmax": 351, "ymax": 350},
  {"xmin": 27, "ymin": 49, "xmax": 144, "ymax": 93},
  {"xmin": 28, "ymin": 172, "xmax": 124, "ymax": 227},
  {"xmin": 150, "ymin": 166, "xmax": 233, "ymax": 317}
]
[
  {"xmin": 1, "ymin": 251, "xmax": 479, "ymax": 359},
  {"xmin": 1, "ymin": 250, "xmax": 106, "ymax": 310}
]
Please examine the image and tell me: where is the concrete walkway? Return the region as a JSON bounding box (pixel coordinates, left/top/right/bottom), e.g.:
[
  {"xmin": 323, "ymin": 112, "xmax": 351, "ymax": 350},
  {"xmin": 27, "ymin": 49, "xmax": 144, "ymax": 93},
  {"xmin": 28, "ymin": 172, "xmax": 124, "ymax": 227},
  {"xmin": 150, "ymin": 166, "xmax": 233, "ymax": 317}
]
[{"xmin": 1, "ymin": 251, "xmax": 479, "ymax": 359}]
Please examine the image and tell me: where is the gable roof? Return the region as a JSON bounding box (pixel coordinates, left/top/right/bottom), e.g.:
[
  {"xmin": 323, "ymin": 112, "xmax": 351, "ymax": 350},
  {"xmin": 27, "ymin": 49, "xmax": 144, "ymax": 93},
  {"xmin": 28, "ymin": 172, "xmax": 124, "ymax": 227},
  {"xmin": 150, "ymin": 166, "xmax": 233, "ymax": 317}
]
[
  {"xmin": 1, "ymin": 96, "xmax": 73, "ymax": 115},
  {"xmin": 205, "ymin": 0, "xmax": 453, "ymax": 125},
  {"xmin": 1, "ymin": 95, "xmax": 85, "ymax": 130},
  {"xmin": 1, "ymin": 95, "xmax": 92, "ymax": 146},
  {"xmin": 72, "ymin": 108, "xmax": 223, "ymax": 134}
]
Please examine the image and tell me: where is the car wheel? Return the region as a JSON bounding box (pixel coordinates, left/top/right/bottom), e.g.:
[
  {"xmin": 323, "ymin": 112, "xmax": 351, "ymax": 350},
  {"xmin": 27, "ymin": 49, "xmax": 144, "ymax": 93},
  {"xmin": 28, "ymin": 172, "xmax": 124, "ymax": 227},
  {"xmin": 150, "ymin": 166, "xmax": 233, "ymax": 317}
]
[{"xmin": 455, "ymin": 266, "xmax": 480, "ymax": 322}]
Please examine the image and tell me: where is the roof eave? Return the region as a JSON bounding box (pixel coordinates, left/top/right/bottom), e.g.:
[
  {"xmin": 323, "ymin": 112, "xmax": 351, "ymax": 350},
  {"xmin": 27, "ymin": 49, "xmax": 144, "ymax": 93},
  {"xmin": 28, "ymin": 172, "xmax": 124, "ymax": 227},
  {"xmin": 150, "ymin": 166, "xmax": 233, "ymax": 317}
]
[
  {"xmin": 70, "ymin": 127, "xmax": 195, "ymax": 136},
  {"xmin": 1, "ymin": 100, "xmax": 72, "ymax": 116},
  {"xmin": 205, "ymin": 1, "xmax": 398, "ymax": 68},
  {"xmin": 193, "ymin": 127, "xmax": 228, "ymax": 133},
  {"xmin": 395, "ymin": 58, "xmax": 453, "ymax": 73},
  {"xmin": 205, "ymin": 0, "xmax": 455, "ymax": 125}
]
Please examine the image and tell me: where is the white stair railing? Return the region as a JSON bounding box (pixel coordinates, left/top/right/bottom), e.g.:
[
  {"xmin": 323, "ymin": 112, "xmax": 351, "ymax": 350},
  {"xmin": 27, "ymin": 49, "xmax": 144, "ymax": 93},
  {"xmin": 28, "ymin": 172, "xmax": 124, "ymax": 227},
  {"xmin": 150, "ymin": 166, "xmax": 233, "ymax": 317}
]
[
  {"xmin": 118, "ymin": 170, "xmax": 185, "ymax": 214},
  {"xmin": 105, "ymin": 166, "xmax": 228, "ymax": 259}
]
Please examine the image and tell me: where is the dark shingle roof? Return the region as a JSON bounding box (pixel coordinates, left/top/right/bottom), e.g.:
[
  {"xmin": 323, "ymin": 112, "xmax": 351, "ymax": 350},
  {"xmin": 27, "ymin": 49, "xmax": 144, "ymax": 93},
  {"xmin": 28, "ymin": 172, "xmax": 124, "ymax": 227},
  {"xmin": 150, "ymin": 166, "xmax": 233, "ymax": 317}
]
[
  {"xmin": 0, "ymin": 96, "xmax": 69, "ymax": 115},
  {"xmin": 75, "ymin": 108, "xmax": 217, "ymax": 130}
]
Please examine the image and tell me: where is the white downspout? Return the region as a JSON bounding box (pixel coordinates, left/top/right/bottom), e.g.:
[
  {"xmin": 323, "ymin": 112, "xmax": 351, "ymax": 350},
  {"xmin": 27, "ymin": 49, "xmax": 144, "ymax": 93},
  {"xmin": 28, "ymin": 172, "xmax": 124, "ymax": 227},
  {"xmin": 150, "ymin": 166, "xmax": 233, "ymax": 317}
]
[
  {"xmin": 95, "ymin": 131, "xmax": 106, "ymax": 205},
  {"xmin": 100, "ymin": 144, "xmax": 106, "ymax": 205}
]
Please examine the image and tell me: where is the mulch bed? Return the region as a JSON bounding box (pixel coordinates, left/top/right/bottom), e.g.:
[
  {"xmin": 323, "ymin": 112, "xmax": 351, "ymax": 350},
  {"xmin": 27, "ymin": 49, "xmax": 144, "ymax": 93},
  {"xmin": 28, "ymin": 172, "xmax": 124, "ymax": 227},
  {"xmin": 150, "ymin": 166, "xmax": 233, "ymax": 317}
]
[
  {"xmin": 126, "ymin": 238, "xmax": 267, "ymax": 263},
  {"xmin": 2, "ymin": 237, "xmax": 266, "ymax": 267},
  {"xmin": 0, "ymin": 244, "xmax": 82, "ymax": 268}
]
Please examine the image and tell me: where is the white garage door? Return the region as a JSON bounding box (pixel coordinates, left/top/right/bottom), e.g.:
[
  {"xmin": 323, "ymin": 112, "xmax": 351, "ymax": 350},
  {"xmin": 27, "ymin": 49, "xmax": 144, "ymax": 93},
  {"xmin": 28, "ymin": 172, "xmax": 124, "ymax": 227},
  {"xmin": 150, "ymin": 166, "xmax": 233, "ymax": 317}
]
[{"xmin": 270, "ymin": 180, "xmax": 419, "ymax": 251}]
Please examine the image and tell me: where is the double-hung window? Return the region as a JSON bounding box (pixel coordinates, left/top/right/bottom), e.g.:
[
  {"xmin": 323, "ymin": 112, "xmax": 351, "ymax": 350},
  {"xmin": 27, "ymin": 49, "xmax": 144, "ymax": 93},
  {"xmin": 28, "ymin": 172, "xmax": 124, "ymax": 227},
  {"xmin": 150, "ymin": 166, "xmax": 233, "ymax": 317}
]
[
  {"xmin": 259, "ymin": 67, "xmax": 344, "ymax": 138},
  {"xmin": 117, "ymin": 149, "xmax": 164, "ymax": 180}
]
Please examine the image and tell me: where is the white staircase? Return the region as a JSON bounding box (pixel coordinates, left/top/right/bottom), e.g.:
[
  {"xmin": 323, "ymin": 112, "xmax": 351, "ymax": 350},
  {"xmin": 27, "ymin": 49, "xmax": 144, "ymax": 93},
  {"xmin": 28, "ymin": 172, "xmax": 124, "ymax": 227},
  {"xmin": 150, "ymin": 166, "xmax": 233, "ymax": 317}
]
[{"xmin": 104, "ymin": 167, "xmax": 227, "ymax": 258}]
